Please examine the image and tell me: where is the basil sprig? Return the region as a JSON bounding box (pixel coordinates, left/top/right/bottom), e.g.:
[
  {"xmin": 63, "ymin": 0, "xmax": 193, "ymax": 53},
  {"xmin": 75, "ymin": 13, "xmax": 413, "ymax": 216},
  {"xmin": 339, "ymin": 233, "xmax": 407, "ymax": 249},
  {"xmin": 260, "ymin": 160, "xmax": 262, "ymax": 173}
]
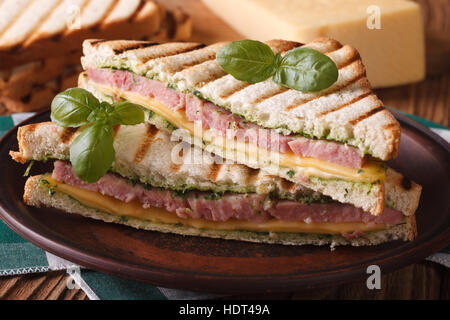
[
  {"xmin": 216, "ymin": 40, "xmax": 338, "ymax": 92},
  {"xmin": 51, "ymin": 88, "xmax": 145, "ymax": 183}
]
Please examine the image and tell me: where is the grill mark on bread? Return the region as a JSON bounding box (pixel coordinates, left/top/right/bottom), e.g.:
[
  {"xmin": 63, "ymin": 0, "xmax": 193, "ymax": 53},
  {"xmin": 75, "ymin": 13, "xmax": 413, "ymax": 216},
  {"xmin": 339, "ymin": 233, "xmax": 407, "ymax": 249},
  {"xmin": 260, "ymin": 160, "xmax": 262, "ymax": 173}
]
[
  {"xmin": 382, "ymin": 123, "xmax": 398, "ymax": 131},
  {"xmin": 89, "ymin": 0, "xmax": 118, "ymax": 32},
  {"xmin": 164, "ymin": 10, "xmax": 176, "ymax": 39},
  {"xmin": 0, "ymin": 0, "xmax": 35, "ymax": 40},
  {"xmin": 128, "ymin": 0, "xmax": 145, "ymax": 22},
  {"xmin": 169, "ymin": 162, "xmax": 182, "ymax": 173},
  {"xmin": 18, "ymin": 0, "xmax": 61, "ymax": 48},
  {"xmin": 267, "ymin": 40, "xmax": 302, "ymax": 53},
  {"xmin": 113, "ymin": 42, "xmax": 160, "ymax": 55},
  {"xmin": 251, "ymin": 87, "xmax": 290, "ymax": 104},
  {"xmin": 349, "ymin": 106, "xmax": 385, "ymax": 125},
  {"xmin": 335, "ymin": 51, "xmax": 360, "ymax": 70},
  {"xmin": 280, "ymin": 178, "xmax": 296, "ymax": 192},
  {"xmin": 7, "ymin": 44, "xmax": 22, "ymax": 54},
  {"xmin": 307, "ymin": 38, "xmax": 343, "ymax": 54},
  {"xmin": 401, "ymin": 177, "xmax": 412, "ymax": 190},
  {"xmin": 207, "ymin": 163, "xmax": 222, "ymax": 182},
  {"xmin": 50, "ymin": 33, "xmax": 64, "ymax": 43},
  {"xmin": 26, "ymin": 123, "xmax": 38, "ymax": 133},
  {"xmin": 59, "ymin": 127, "xmax": 78, "ymax": 143},
  {"xmin": 139, "ymin": 43, "xmax": 206, "ymax": 64},
  {"xmin": 89, "ymin": 39, "xmax": 108, "ymax": 46},
  {"xmin": 244, "ymin": 167, "xmax": 261, "ymax": 186},
  {"xmin": 192, "ymin": 66, "xmax": 228, "ymax": 88},
  {"xmin": 219, "ymin": 82, "xmax": 252, "ymax": 99},
  {"xmin": 195, "ymin": 72, "xmax": 227, "ymax": 88},
  {"xmin": 196, "ymin": 73, "xmax": 228, "ymax": 89},
  {"xmin": 317, "ymin": 90, "xmax": 373, "ymax": 117},
  {"xmin": 133, "ymin": 123, "xmax": 159, "ymax": 163},
  {"xmin": 76, "ymin": 0, "xmax": 93, "ymax": 28},
  {"xmin": 285, "ymin": 70, "xmax": 366, "ymax": 112},
  {"xmin": 168, "ymin": 56, "xmax": 216, "ymax": 75}
]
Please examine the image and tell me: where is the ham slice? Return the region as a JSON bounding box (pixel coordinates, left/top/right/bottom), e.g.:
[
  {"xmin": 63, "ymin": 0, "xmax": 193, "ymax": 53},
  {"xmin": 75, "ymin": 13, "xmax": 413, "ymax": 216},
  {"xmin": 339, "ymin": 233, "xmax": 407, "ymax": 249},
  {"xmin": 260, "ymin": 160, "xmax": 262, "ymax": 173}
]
[
  {"xmin": 86, "ymin": 69, "xmax": 366, "ymax": 169},
  {"xmin": 52, "ymin": 161, "xmax": 403, "ymax": 225}
]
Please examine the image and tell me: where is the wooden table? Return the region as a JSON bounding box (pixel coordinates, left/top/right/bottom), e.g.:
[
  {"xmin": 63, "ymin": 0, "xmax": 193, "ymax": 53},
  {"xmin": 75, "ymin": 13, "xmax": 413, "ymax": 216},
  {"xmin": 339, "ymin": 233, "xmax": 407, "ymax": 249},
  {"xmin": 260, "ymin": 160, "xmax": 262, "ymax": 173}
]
[{"xmin": 0, "ymin": 0, "xmax": 449, "ymax": 300}]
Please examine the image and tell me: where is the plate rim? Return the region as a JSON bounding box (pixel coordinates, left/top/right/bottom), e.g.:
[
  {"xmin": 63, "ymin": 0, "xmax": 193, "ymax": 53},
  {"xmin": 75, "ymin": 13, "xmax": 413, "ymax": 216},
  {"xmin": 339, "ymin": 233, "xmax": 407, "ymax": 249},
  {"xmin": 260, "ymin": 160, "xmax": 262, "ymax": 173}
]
[{"xmin": 0, "ymin": 110, "xmax": 449, "ymax": 293}]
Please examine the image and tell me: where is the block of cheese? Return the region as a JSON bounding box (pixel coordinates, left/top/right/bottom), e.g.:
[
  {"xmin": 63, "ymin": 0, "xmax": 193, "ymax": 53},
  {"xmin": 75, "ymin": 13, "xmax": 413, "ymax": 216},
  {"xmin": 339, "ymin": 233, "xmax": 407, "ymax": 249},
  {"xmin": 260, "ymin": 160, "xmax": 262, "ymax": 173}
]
[{"xmin": 202, "ymin": 0, "xmax": 425, "ymax": 88}]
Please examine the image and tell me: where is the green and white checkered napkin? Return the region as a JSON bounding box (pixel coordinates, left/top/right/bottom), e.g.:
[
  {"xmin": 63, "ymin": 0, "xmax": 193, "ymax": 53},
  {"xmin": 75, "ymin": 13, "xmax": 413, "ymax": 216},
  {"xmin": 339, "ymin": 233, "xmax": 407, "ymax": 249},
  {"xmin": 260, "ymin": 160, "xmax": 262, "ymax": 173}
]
[{"xmin": 0, "ymin": 112, "xmax": 449, "ymax": 300}]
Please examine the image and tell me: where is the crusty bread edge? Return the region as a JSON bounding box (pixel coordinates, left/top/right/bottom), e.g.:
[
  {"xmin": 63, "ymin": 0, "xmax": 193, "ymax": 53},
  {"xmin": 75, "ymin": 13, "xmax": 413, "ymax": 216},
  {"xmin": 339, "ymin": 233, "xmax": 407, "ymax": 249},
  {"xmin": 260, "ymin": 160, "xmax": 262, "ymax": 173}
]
[{"xmin": 24, "ymin": 175, "xmax": 417, "ymax": 247}]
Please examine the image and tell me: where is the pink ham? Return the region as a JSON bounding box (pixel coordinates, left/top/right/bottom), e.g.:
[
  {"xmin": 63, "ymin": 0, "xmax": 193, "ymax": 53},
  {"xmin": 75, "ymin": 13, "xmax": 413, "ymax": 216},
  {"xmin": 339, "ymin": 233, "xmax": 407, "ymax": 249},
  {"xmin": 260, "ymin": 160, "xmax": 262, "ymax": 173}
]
[
  {"xmin": 87, "ymin": 68, "xmax": 366, "ymax": 169},
  {"xmin": 269, "ymin": 201, "xmax": 403, "ymax": 225},
  {"xmin": 52, "ymin": 161, "xmax": 404, "ymax": 225},
  {"xmin": 288, "ymin": 138, "xmax": 365, "ymax": 168}
]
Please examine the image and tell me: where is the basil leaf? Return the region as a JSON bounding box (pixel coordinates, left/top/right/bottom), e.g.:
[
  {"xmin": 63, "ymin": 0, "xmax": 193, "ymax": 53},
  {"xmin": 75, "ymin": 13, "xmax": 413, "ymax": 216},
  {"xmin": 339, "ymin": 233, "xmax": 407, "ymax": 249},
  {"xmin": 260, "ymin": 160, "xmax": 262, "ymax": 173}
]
[
  {"xmin": 216, "ymin": 40, "xmax": 276, "ymax": 83},
  {"xmin": 87, "ymin": 102, "xmax": 115, "ymax": 123},
  {"xmin": 111, "ymin": 102, "xmax": 146, "ymax": 125},
  {"xmin": 51, "ymin": 88, "xmax": 100, "ymax": 127},
  {"xmin": 273, "ymin": 47, "xmax": 338, "ymax": 92},
  {"xmin": 69, "ymin": 123, "xmax": 115, "ymax": 183}
]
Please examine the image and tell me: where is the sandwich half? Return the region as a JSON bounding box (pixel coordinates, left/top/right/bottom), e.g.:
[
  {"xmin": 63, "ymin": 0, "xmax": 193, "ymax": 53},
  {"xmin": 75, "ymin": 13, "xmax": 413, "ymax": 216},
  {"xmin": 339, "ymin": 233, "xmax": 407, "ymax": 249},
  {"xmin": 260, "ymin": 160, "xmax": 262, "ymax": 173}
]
[
  {"xmin": 11, "ymin": 121, "xmax": 420, "ymax": 247},
  {"xmin": 79, "ymin": 38, "xmax": 402, "ymax": 216}
]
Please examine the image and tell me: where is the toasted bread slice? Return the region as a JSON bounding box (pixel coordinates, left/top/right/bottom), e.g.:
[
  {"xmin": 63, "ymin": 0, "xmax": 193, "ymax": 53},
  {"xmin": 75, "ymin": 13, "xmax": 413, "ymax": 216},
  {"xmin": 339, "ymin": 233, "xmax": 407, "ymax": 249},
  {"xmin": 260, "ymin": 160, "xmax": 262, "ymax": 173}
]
[
  {"xmin": 23, "ymin": 174, "xmax": 418, "ymax": 247},
  {"xmin": 0, "ymin": 0, "xmax": 168, "ymax": 68},
  {"xmin": 81, "ymin": 38, "xmax": 401, "ymax": 161},
  {"xmin": 10, "ymin": 121, "xmax": 421, "ymax": 217}
]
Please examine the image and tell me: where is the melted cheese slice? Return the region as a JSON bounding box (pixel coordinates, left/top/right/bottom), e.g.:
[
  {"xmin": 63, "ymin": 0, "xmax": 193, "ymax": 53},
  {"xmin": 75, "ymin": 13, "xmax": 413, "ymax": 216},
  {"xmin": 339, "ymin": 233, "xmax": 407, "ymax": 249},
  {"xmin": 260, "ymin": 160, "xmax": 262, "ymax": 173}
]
[
  {"xmin": 92, "ymin": 82, "xmax": 386, "ymax": 184},
  {"xmin": 46, "ymin": 176, "xmax": 390, "ymax": 234}
]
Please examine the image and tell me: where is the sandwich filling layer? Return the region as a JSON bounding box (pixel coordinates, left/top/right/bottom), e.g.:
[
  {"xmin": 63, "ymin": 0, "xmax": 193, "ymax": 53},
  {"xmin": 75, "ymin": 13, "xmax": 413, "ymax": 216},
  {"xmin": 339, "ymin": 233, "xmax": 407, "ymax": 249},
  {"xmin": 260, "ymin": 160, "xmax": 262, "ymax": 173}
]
[
  {"xmin": 50, "ymin": 161, "xmax": 403, "ymax": 231},
  {"xmin": 84, "ymin": 68, "xmax": 386, "ymax": 183}
]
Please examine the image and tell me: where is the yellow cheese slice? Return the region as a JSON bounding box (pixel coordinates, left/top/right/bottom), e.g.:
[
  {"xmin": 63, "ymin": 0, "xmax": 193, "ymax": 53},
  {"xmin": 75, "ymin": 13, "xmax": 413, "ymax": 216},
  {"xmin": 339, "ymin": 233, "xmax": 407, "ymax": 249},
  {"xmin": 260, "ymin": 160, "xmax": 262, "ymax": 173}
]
[
  {"xmin": 201, "ymin": 0, "xmax": 425, "ymax": 88},
  {"xmin": 45, "ymin": 175, "xmax": 391, "ymax": 234},
  {"xmin": 93, "ymin": 82, "xmax": 386, "ymax": 184}
]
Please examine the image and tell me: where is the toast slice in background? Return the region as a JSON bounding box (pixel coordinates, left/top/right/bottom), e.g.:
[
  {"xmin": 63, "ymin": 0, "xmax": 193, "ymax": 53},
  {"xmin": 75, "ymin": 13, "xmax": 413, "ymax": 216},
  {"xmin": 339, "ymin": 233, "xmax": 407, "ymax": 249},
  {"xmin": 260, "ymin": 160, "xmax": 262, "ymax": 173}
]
[
  {"xmin": 0, "ymin": 1, "xmax": 193, "ymax": 114},
  {"xmin": 0, "ymin": 0, "xmax": 188, "ymax": 69}
]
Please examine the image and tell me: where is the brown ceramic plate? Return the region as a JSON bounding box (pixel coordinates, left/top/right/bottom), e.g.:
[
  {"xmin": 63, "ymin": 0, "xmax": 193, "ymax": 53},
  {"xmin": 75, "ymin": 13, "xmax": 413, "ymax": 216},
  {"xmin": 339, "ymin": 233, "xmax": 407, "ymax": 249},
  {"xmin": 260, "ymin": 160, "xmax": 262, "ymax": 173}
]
[{"xmin": 0, "ymin": 110, "xmax": 449, "ymax": 294}]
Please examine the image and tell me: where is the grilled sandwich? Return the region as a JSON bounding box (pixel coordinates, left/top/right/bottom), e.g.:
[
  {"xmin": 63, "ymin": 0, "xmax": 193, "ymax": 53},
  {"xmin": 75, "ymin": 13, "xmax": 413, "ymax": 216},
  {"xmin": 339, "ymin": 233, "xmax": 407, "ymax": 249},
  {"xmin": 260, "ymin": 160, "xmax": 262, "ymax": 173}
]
[
  {"xmin": 11, "ymin": 121, "xmax": 420, "ymax": 247},
  {"xmin": 0, "ymin": 0, "xmax": 192, "ymax": 69},
  {"xmin": 78, "ymin": 37, "xmax": 402, "ymax": 216}
]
